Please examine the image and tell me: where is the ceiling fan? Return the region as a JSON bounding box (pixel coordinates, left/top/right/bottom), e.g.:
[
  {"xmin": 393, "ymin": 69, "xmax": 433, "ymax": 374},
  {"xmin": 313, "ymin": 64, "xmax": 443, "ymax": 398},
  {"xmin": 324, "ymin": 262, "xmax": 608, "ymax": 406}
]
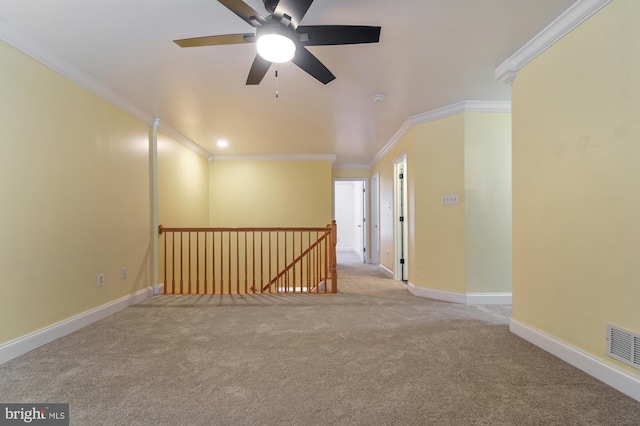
[{"xmin": 174, "ymin": 0, "xmax": 381, "ymax": 85}]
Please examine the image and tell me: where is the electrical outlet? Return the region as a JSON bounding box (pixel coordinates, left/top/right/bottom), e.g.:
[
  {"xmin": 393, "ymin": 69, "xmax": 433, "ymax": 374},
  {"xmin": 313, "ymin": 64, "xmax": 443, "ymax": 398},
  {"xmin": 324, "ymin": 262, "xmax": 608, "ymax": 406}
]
[
  {"xmin": 120, "ymin": 267, "xmax": 127, "ymax": 280},
  {"xmin": 441, "ymin": 194, "xmax": 459, "ymax": 205},
  {"xmin": 97, "ymin": 273, "xmax": 105, "ymax": 287}
]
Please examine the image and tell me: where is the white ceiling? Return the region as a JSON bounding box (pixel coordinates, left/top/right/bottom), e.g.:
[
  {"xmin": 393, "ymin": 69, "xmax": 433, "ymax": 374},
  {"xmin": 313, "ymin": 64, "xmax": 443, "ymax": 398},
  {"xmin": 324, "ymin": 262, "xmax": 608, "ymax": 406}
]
[{"xmin": 0, "ymin": 0, "xmax": 575, "ymax": 166}]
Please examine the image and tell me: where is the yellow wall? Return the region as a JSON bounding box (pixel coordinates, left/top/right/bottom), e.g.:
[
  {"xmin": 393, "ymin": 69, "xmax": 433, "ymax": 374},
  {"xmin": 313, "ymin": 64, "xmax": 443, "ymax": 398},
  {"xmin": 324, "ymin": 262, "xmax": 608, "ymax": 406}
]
[
  {"xmin": 209, "ymin": 160, "xmax": 332, "ymax": 227},
  {"xmin": 332, "ymin": 167, "xmax": 371, "ymax": 179},
  {"xmin": 512, "ymin": 0, "xmax": 639, "ymax": 377},
  {"xmin": 371, "ymin": 112, "xmax": 512, "ymax": 297},
  {"xmin": 412, "ymin": 115, "xmax": 466, "ymax": 293},
  {"xmin": 158, "ymin": 132, "xmax": 209, "ymax": 227},
  {"xmin": 464, "ymin": 113, "xmax": 512, "ymax": 293},
  {"xmin": 0, "ymin": 41, "xmax": 151, "ymax": 344}
]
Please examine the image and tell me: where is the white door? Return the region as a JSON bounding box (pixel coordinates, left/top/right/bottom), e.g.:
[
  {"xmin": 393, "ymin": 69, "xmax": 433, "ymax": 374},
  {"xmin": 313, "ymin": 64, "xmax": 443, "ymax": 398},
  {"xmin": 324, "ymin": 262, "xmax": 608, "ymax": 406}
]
[
  {"xmin": 371, "ymin": 173, "xmax": 380, "ymax": 265},
  {"xmin": 394, "ymin": 156, "xmax": 408, "ymax": 282}
]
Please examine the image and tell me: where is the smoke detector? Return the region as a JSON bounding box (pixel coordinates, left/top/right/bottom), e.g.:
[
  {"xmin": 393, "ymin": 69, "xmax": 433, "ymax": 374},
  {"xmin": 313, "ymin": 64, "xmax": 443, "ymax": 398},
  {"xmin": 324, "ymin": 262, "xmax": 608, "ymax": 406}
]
[{"xmin": 372, "ymin": 94, "xmax": 385, "ymax": 103}]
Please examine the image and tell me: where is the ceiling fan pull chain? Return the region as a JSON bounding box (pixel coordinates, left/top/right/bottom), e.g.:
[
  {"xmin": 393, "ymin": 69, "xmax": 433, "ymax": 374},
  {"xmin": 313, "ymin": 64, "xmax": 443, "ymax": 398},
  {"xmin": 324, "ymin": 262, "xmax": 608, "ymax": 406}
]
[{"xmin": 275, "ymin": 68, "xmax": 279, "ymax": 98}]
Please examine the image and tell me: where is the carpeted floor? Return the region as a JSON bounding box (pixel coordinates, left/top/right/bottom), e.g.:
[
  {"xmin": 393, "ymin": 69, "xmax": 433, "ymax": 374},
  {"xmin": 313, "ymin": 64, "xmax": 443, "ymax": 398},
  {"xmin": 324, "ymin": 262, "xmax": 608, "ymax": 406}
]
[{"xmin": 1, "ymin": 253, "xmax": 639, "ymax": 425}]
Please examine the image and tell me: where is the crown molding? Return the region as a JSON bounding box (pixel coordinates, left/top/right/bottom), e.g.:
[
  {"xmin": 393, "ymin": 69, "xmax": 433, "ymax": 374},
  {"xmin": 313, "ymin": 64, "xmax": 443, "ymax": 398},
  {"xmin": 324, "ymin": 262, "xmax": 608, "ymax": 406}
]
[
  {"xmin": 210, "ymin": 154, "xmax": 337, "ymax": 164},
  {"xmin": 371, "ymin": 119, "xmax": 413, "ymax": 166},
  {"xmin": 495, "ymin": 0, "xmax": 612, "ymax": 85},
  {"xmin": 371, "ymin": 101, "xmax": 511, "ymax": 168},
  {"xmin": 409, "ymin": 101, "xmax": 511, "ymax": 126},
  {"xmin": 157, "ymin": 123, "xmax": 210, "ymax": 158},
  {"xmin": 0, "ymin": 19, "xmax": 212, "ymax": 159}
]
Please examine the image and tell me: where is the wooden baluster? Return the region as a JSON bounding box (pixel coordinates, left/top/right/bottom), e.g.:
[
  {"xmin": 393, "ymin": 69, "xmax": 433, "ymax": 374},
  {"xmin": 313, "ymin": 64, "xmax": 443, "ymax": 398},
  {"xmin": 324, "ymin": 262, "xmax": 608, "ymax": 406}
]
[
  {"xmin": 331, "ymin": 221, "xmax": 337, "ymax": 293},
  {"xmin": 179, "ymin": 232, "xmax": 183, "ymax": 294},
  {"xmin": 218, "ymin": 232, "xmax": 223, "ymax": 294},
  {"xmin": 161, "ymin": 226, "xmax": 167, "ymax": 295},
  {"xmin": 252, "ymin": 231, "xmax": 256, "ymax": 294},
  {"xmin": 228, "ymin": 231, "xmax": 231, "ymax": 294},
  {"xmin": 236, "ymin": 232, "xmax": 240, "ymax": 294},
  {"xmin": 171, "ymin": 232, "xmax": 176, "ymax": 294},
  {"xmin": 307, "ymin": 232, "xmax": 313, "ymax": 291},
  {"xmin": 211, "ymin": 231, "xmax": 215, "ymax": 295}
]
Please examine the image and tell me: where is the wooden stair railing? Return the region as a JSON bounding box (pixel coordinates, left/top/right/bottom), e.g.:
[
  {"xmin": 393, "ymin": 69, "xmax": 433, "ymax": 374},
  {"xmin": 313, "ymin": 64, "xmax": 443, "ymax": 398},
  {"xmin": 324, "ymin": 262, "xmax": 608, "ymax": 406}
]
[{"xmin": 158, "ymin": 222, "xmax": 337, "ymax": 295}]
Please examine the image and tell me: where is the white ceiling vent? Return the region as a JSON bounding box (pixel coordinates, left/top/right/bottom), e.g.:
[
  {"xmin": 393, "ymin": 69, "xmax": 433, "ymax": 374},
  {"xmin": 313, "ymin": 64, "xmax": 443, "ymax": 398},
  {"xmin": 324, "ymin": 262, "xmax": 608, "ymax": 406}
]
[{"xmin": 607, "ymin": 324, "xmax": 640, "ymax": 370}]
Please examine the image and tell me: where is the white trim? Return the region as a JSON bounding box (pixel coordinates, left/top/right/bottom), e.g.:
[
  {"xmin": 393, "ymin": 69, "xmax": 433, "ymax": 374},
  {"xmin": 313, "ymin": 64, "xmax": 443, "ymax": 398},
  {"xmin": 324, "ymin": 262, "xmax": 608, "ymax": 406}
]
[
  {"xmin": 153, "ymin": 283, "xmax": 165, "ymax": 296},
  {"xmin": 0, "ymin": 19, "xmax": 211, "ymax": 159},
  {"xmin": 157, "ymin": 123, "xmax": 210, "ymax": 158},
  {"xmin": 407, "ymin": 283, "xmax": 467, "ymax": 305},
  {"xmin": 0, "ymin": 287, "xmax": 157, "ymax": 365},
  {"xmin": 409, "ymin": 101, "xmax": 511, "ymax": 125},
  {"xmin": 495, "ymin": 0, "xmax": 612, "ymax": 84},
  {"xmin": 378, "ymin": 264, "xmax": 394, "ymax": 278},
  {"xmin": 210, "ymin": 154, "xmax": 337, "ymax": 163},
  {"xmin": 336, "ymin": 247, "xmax": 357, "ymax": 253},
  {"xmin": 510, "ymin": 319, "xmax": 640, "ymax": 403},
  {"xmin": 466, "ymin": 292, "xmax": 512, "ymax": 305},
  {"xmin": 371, "ymin": 119, "xmax": 412, "ymax": 166},
  {"xmin": 406, "ymin": 285, "xmax": 512, "ymax": 305},
  {"xmin": 371, "ymin": 101, "xmax": 511, "ymax": 167}
]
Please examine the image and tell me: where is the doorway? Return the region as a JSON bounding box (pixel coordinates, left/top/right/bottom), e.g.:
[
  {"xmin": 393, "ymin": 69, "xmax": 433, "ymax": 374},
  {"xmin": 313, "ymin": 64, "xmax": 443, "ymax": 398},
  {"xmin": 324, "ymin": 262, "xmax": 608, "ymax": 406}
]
[
  {"xmin": 370, "ymin": 173, "xmax": 380, "ymax": 265},
  {"xmin": 394, "ymin": 156, "xmax": 408, "ymax": 282},
  {"xmin": 333, "ymin": 179, "xmax": 367, "ymax": 263}
]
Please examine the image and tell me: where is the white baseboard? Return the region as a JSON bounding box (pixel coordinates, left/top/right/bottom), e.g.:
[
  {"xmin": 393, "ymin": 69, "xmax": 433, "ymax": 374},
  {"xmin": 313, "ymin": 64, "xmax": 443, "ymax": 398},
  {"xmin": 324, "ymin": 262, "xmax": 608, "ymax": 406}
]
[
  {"xmin": 467, "ymin": 292, "xmax": 512, "ymax": 305},
  {"xmin": 407, "ymin": 284, "xmax": 512, "ymax": 305},
  {"xmin": 336, "ymin": 247, "xmax": 356, "ymax": 252},
  {"xmin": 510, "ymin": 319, "xmax": 640, "ymax": 403},
  {"xmin": 153, "ymin": 283, "xmax": 165, "ymax": 295},
  {"xmin": 378, "ymin": 264, "xmax": 394, "ymax": 278},
  {"xmin": 407, "ymin": 283, "xmax": 467, "ymax": 304},
  {"xmin": 0, "ymin": 286, "xmax": 157, "ymax": 365}
]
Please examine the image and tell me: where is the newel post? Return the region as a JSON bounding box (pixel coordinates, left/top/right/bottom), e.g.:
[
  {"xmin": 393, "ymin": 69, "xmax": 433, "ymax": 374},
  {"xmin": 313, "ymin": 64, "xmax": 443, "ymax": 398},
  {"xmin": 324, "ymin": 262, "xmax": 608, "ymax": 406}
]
[{"xmin": 330, "ymin": 220, "xmax": 338, "ymax": 293}]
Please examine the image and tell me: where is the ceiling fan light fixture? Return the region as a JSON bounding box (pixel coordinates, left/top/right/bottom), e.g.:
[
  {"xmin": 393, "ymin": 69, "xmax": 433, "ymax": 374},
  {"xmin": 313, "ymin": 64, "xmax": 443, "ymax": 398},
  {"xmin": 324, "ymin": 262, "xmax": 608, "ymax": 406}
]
[
  {"xmin": 256, "ymin": 24, "xmax": 296, "ymax": 63},
  {"xmin": 257, "ymin": 34, "xmax": 296, "ymax": 63}
]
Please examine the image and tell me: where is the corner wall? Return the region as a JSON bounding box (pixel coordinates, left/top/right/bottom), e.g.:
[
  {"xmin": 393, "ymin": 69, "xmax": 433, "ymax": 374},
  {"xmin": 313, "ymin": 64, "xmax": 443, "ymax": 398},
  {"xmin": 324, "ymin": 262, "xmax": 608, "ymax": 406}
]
[
  {"xmin": 512, "ymin": 0, "xmax": 639, "ymax": 379},
  {"xmin": 158, "ymin": 132, "xmax": 209, "ymax": 227},
  {"xmin": 371, "ymin": 111, "xmax": 511, "ymax": 301},
  {"xmin": 464, "ymin": 113, "xmax": 512, "ymax": 294},
  {"xmin": 0, "ymin": 41, "xmax": 151, "ymax": 345}
]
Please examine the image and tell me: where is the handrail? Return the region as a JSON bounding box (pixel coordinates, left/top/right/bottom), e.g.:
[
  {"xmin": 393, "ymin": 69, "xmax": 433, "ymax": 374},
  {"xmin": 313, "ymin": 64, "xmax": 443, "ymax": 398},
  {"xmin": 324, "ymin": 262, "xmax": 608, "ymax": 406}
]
[
  {"xmin": 158, "ymin": 222, "xmax": 337, "ymax": 295},
  {"xmin": 260, "ymin": 232, "xmax": 330, "ymax": 292},
  {"xmin": 159, "ymin": 225, "xmax": 330, "ymax": 233}
]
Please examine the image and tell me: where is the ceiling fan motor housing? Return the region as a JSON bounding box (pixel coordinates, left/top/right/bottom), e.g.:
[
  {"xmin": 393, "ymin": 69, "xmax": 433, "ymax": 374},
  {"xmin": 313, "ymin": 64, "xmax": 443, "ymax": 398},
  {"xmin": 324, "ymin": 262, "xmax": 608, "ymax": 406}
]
[{"xmin": 264, "ymin": 0, "xmax": 279, "ymax": 14}]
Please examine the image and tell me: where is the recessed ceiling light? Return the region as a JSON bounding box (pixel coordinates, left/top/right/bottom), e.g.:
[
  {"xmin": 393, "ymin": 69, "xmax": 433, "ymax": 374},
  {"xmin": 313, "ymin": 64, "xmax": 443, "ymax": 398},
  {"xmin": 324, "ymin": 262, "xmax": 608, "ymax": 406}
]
[
  {"xmin": 372, "ymin": 94, "xmax": 385, "ymax": 103},
  {"xmin": 217, "ymin": 140, "xmax": 228, "ymax": 148}
]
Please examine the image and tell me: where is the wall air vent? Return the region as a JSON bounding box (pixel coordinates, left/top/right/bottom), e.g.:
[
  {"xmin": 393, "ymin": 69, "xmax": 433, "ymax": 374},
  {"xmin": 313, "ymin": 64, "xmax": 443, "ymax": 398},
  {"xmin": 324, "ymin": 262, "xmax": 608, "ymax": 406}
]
[{"xmin": 607, "ymin": 324, "xmax": 640, "ymax": 370}]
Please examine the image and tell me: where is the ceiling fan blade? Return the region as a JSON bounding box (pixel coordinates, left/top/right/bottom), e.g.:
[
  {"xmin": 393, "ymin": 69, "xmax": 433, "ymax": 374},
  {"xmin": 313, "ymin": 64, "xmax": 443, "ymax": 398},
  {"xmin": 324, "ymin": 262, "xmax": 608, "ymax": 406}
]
[
  {"xmin": 218, "ymin": 0, "xmax": 266, "ymax": 27},
  {"xmin": 246, "ymin": 54, "xmax": 272, "ymax": 85},
  {"xmin": 297, "ymin": 25, "xmax": 381, "ymax": 46},
  {"xmin": 291, "ymin": 46, "xmax": 335, "ymax": 85},
  {"xmin": 273, "ymin": 0, "xmax": 314, "ymax": 29},
  {"xmin": 174, "ymin": 34, "xmax": 256, "ymax": 47}
]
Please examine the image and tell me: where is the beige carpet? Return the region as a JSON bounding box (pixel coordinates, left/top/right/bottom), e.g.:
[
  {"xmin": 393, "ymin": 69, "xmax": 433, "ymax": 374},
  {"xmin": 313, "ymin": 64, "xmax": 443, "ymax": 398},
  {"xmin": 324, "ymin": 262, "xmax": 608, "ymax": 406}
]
[{"xmin": 1, "ymin": 253, "xmax": 639, "ymax": 425}]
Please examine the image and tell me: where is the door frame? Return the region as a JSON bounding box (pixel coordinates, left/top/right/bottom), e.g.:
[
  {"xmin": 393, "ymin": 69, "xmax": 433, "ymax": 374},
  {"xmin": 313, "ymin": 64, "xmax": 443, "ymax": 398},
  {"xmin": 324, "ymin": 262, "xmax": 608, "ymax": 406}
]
[
  {"xmin": 370, "ymin": 172, "xmax": 380, "ymax": 265},
  {"xmin": 393, "ymin": 155, "xmax": 408, "ymax": 282},
  {"xmin": 332, "ymin": 178, "xmax": 369, "ymax": 263}
]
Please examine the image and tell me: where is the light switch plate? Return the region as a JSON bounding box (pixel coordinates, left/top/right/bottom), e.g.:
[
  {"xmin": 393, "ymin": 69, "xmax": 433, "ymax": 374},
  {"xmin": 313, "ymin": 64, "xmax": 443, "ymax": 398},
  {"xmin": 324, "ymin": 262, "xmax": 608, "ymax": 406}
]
[{"xmin": 441, "ymin": 194, "xmax": 459, "ymax": 205}]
